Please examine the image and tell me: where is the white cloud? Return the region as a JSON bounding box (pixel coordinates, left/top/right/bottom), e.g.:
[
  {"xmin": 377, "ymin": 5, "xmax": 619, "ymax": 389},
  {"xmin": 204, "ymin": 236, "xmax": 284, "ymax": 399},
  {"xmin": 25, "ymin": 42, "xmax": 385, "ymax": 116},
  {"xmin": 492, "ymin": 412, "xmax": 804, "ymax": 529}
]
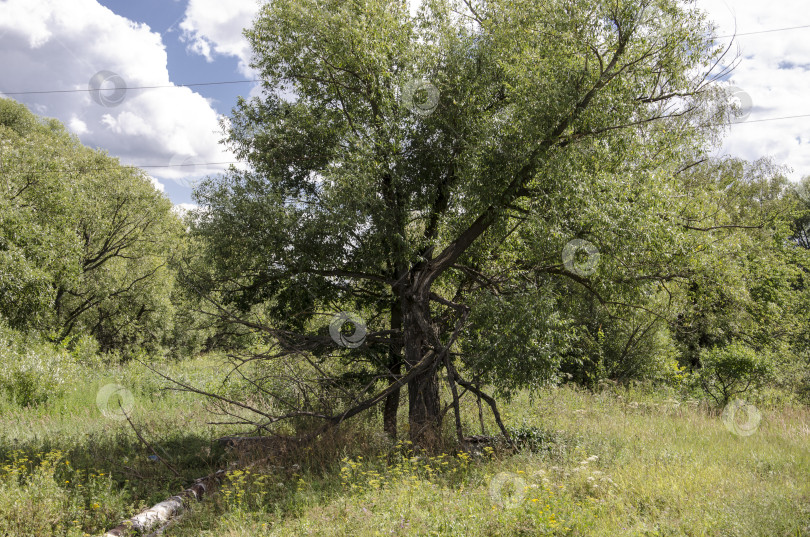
[
  {"xmin": 179, "ymin": 0, "xmax": 262, "ymax": 77},
  {"xmin": 172, "ymin": 202, "xmax": 197, "ymax": 216},
  {"xmin": 698, "ymin": 0, "xmax": 810, "ymax": 179},
  {"xmin": 68, "ymin": 116, "xmax": 88, "ymax": 135},
  {"xmin": 147, "ymin": 174, "xmax": 165, "ymax": 192},
  {"xmin": 0, "ymin": 0, "xmax": 235, "ymax": 188}
]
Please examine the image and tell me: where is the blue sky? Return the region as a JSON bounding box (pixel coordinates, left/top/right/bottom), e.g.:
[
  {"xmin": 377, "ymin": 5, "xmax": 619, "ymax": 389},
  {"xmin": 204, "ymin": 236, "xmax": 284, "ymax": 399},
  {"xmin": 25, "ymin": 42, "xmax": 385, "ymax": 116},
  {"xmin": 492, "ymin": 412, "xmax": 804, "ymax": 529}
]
[
  {"xmin": 96, "ymin": 0, "xmax": 250, "ymax": 116},
  {"xmin": 0, "ymin": 0, "xmax": 262, "ymax": 208},
  {"xmin": 92, "ymin": 0, "xmax": 258, "ymax": 205},
  {"xmin": 1, "ymin": 0, "xmax": 810, "ymax": 209}
]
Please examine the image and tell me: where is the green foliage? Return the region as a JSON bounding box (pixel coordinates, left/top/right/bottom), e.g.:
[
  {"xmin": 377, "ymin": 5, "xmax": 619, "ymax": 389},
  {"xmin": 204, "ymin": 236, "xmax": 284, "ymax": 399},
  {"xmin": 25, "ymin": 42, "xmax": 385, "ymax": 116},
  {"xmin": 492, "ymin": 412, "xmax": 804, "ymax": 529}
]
[
  {"xmin": 461, "ymin": 280, "xmax": 566, "ymax": 396},
  {"xmin": 697, "ymin": 341, "xmax": 773, "ymax": 405},
  {"xmin": 503, "ymin": 423, "xmax": 560, "ymax": 453},
  {"xmin": 0, "ymin": 98, "xmax": 188, "ymax": 355},
  {"xmin": 672, "ymin": 159, "xmax": 808, "ymax": 367},
  {"xmin": 186, "ymin": 0, "xmax": 742, "ymax": 442},
  {"xmin": 0, "ymin": 243, "xmax": 54, "ymax": 330},
  {"xmin": 0, "ymin": 323, "xmax": 81, "ymax": 407}
]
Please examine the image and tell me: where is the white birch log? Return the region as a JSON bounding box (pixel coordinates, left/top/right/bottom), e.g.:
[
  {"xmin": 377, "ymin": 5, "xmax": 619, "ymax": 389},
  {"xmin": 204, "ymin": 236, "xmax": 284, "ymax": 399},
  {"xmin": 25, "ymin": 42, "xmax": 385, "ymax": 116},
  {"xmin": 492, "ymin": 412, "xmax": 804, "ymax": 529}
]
[{"xmin": 103, "ymin": 470, "xmax": 225, "ymax": 536}]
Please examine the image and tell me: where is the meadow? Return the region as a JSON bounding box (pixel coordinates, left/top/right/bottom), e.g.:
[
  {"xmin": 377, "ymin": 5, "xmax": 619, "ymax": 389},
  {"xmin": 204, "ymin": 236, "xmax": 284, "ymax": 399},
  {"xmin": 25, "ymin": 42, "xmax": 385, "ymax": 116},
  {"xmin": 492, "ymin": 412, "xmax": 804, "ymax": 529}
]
[{"xmin": 1, "ymin": 346, "xmax": 808, "ymax": 537}]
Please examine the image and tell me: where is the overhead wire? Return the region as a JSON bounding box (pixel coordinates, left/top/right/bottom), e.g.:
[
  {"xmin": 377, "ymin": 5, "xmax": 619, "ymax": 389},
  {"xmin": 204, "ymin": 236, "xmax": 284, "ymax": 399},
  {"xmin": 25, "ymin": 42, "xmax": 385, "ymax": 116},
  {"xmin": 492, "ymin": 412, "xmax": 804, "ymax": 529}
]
[
  {"xmin": 0, "ymin": 22, "xmax": 808, "ymax": 96},
  {"xmin": 0, "ymin": 22, "xmax": 808, "ymax": 176},
  {"xmin": 1, "ymin": 80, "xmax": 260, "ymax": 97}
]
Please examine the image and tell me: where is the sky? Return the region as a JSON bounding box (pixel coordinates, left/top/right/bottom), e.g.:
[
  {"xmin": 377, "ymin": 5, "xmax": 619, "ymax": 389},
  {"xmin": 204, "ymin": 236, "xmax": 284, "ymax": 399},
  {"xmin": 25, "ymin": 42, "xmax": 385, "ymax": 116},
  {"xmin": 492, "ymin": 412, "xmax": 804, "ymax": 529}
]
[{"xmin": 1, "ymin": 0, "xmax": 809, "ymax": 209}]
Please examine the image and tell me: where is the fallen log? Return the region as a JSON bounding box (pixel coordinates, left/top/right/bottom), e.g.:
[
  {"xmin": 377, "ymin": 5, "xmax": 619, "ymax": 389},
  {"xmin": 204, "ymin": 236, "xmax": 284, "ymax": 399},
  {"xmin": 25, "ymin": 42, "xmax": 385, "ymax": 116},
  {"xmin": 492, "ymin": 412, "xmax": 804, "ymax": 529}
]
[
  {"xmin": 103, "ymin": 469, "xmax": 225, "ymax": 536},
  {"xmin": 104, "ymin": 434, "xmax": 306, "ymax": 535}
]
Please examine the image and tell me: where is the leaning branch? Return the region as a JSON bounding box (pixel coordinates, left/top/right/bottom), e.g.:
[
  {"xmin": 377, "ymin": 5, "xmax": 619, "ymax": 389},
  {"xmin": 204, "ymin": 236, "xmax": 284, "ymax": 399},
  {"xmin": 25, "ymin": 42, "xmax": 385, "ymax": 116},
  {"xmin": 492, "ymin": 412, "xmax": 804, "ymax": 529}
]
[{"xmin": 452, "ymin": 373, "xmax": 516, "ymax": 451}]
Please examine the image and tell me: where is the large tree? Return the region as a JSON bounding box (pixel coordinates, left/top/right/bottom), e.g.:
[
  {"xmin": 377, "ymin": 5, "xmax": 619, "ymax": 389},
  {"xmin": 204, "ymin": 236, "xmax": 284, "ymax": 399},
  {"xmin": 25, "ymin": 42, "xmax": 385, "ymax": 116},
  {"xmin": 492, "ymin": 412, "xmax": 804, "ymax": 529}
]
[
  {"xmin": 189, "ymin": 0, "xmax": 734, "ymax": 445},
  {"xmin": 0, "ymin": 98, "xmax": 184, "ymax": 354}
]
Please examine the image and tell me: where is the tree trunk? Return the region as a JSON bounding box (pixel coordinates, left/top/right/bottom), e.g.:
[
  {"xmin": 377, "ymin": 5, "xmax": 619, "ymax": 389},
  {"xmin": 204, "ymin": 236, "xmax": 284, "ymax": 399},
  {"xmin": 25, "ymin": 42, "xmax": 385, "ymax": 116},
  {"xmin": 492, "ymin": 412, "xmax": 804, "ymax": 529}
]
[
  {"xmin": 407, "ymin": 365, "xmax": 441, "ymax": 448},
  {"xmin": 403, "ymin": 293, "xmax": 441, "ymax": 448},
  {"xmin": 408, "ymin": 369, "xmax": 441, "ymax": 444},
  {"xmin": 383, "ymin": 294, "xmax": 403, "ymax": 439},
  {"xmin": 383, "ymin": 368, "xmax": 401, "ymax": 440},
  {"xmin": 104, "ymin": 470, "xmax": 225, "ymax": 536}
]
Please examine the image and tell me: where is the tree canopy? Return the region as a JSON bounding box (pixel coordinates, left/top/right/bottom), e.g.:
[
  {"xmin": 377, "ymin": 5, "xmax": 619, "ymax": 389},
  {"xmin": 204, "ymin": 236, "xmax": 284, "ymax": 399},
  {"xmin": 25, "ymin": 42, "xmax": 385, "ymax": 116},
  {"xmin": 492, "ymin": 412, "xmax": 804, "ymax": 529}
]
[
  {"xmin": 0, "ymin": 98, "xmax": 185, "ymax": 354},
  {"xmin": 183, "ymin": 0, "xmax": 757, "ymax": 446}
]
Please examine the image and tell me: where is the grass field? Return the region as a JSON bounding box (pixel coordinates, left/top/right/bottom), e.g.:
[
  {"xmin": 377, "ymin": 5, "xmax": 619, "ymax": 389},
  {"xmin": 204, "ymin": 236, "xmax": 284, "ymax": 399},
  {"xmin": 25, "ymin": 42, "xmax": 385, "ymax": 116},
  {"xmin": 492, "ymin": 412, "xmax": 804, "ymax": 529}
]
[{"xmin": 1, "ymin": 351, "xmax": 808, "ymax": 536}]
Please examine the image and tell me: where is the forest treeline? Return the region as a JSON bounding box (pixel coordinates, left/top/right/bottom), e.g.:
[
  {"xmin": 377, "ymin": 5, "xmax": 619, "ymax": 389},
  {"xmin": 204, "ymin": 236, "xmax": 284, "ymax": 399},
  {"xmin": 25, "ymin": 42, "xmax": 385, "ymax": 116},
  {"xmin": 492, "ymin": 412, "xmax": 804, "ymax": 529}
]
[{"xmin": 2, "ymin": 95, "xmax": 809, "ymax": 410}]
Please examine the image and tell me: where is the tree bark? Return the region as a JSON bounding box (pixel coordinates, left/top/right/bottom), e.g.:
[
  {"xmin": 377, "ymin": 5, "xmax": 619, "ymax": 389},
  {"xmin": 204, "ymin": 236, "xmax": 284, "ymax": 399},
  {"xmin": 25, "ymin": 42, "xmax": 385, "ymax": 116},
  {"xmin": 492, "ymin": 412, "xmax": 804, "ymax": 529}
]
[
  {"xmin": 103, "ymin": 470, "xmax": 225, "ymax": 536},
  {"xmin": 383, "ymin": 368, "xmax": 401, "ymax": 439},
  {"xmin": 407, "ymin": 364, "xmax": 441, "ymax": 448},
  {"xmin": 383, "ymin": 292, "xmax": 403, "ymax": 439},
  {"xmin": 403, "ymin": 291, "xmax": 442, "ymax": 448}
]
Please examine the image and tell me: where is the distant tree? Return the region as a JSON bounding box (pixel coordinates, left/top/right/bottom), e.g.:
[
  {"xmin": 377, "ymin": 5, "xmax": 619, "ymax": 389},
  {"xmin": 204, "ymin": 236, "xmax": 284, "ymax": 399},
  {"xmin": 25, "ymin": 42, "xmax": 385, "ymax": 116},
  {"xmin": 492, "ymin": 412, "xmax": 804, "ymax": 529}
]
[
  {"xmin": 0, "ymin": 98, "xmax": 185, "ymax": 354},
  {"xmin": 698, "ymin": 341, "xmax": 772, "ymax": 405},
  {"xmin": 671, "ymin": 158, "xmax": 810, "ymax": 375},
  {"xmin": 790, "ymin": 176, "xmax": 810, "ymax": 250}
]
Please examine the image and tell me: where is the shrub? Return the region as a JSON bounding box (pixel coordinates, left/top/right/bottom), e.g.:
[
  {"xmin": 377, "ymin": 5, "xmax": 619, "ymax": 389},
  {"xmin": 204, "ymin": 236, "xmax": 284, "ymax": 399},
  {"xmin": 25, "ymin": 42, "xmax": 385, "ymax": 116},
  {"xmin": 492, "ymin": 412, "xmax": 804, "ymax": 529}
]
[
  {"xmin": 504, "ymin": 424, "xmax": 558, "ymax": 453},
  {"xmin": 697, "ymin": 341, "xmax": 772, "ymax": 405},
  {"xmin": 0, "ymin": 324, "xmax": 81, "ymax": 407},
  {"xmin": 66, "ymin": 333, "xmax": 100, "ymax": 366}
]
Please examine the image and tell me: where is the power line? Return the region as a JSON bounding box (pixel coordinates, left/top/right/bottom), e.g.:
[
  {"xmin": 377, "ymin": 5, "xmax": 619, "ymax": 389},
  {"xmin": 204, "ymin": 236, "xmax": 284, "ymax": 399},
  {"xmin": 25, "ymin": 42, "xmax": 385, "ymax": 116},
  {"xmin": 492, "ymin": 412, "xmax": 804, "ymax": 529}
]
[
  {"xmin": 1, "ymin": 79, "xmax": 260, "ymax": 97},
  {"xmin": 139, "ymin": 161, "xmax": 236, "ymax": 169},
  {"xmin": 2, "ymin": 110, "xmax": 810, "ymax": 178},
  {"xmin": 0, "ymin": 22, "xmax": 806, "ymax": 97},
  {"xmin": 7, "ymin": 161, "xmax": 236, "ymax": 170},
  {"xmin": 724, "ymin": 113, "xmax": 810, "ymax": 125},
  {"xmin": 715, "ymin": 24, "xmax": 810, "ymax": 39},
  {"xmin": 0, "ymin": 161, "xmax": 238, "ymax": 176}
]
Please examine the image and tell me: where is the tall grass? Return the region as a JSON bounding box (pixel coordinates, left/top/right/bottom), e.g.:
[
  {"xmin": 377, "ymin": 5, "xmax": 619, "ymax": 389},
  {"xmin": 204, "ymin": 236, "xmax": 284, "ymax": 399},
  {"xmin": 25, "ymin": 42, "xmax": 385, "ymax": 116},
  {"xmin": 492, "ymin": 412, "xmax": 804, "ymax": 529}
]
[
  {"xmin": 0, "ymin": 335, "xmax": 808, "ymax": 536},
  {"xmin": 0, "ymin": 335, "xmax": 235, "ymax": 536},
  {"xmin": 165, "ymin": 386, "xmax": 810, "ymax": 536}
]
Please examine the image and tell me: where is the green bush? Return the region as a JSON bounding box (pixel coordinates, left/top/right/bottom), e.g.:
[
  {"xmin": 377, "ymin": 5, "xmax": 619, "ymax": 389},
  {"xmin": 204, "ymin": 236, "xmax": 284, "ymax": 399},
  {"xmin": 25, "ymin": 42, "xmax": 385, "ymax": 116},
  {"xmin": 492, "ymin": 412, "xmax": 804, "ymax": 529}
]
[
  {"xmin": 65, "ymin": 333, "xmax": 100, "ymax": 366},
  {"xmin": 697, "ymin": 341, "xmax": 773, "ymax": 405},
  {"xmin": 0, "ymin": 324, "xmax": 81, "ymax": 407},
  {"xmin": 504, "ymin": 423, "xmax": 559, "ymax": 453},
  {"xmin": 1, "ymin": 370, "xmax": 47, "ymax": 407}
]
